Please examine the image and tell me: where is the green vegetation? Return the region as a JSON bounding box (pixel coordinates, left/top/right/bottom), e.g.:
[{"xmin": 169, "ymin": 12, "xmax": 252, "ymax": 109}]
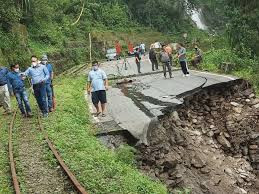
[
  {"xmin": 42, "ymin": 76, "xmax": 167, "ymax": 194},
  {"xmin": 0, "ymin": 113, "xmax": 13, "ymax": 193}
]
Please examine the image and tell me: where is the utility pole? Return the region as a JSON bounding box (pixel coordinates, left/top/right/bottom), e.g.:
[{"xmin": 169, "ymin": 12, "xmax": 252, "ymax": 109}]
[{"xmin": 89, "ymin": 32, "xmax": 92, "ymax": 65}]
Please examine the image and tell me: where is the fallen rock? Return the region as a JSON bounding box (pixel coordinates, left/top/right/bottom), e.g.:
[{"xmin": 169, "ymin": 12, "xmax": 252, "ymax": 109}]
[
  {"xmin": 231, "ymin": 102, "xmax": 240, "ymax": 107},
  {"xmin": 191, "ymin": 154, "xmax": 206, "ymax": 168},
  {"xmin": 233, "ymin": 107, "xmax": 242, "ymax": 114},
  {"xmin": 224, "ymin": 168, "xmax": 233, "ymax": 176},
  {"xmin": 207, "ymin": 131, "xmax": 214, "ymax": 137},
  {"xmin": 249, "ymin": 93, "xmax": 255, "ymax": 98},
  {"xmin": 253, "ymin": 103, "xmax": 259, "ymax": 109},
  {"xmin": 200, "ymin": 167, "xmax": 211, "ymax": 174},
  {"xmin": 234, "ymin": 187, "xmax": 247, "ymax": 194},
  {"xmin": 249, "ymin": 145, "xmax": 258, "ymax": 150},
  {"xmin": 217, "ymin": 135, "xmax": 231, "ymax": 149}
]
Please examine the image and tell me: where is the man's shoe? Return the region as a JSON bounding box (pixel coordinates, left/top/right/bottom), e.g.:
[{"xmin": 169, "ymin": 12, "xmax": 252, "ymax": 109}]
[
  {"xmin": 22, "ymin": 114, "xmax": 27, "ymax": 118},
  {"xmin": 43, "ymin": 113, "xmax": 48, "ymax": 118},
  {"xmin": 186, "ymin": 74, "xmax": 190, "ymax": 77},
  {"xmin": 27, "ymin": 112, "xmax": 33, "ymax": 118}
]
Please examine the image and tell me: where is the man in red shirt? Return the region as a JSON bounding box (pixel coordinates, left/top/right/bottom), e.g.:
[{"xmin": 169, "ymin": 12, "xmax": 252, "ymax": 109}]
[{"xmin": 115, "ymin": 41, "xmax": 121, "ymax": 57}]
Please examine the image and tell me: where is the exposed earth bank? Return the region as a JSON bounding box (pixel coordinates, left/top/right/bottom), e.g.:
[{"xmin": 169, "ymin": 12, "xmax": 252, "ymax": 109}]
[{"xmin": 136, "ymin": 79, "xmax": 259, "ymax": 194}]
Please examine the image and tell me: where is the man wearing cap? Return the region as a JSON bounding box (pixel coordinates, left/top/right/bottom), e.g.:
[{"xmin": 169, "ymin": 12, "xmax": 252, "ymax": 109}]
[
  {"xmin": 87, "ymin": 61, "xmax": 108, "ymax": 117},
  {"xmin": 41, "ymin": 54, "xmax": 54, "ymax": 112},
  {"xmin": 24, "ymin": 55, "xmax": 49, "ymax": 117},
  {"xmin": 0, "ymin": 65, "xmax": 12, "ymax": 114}
]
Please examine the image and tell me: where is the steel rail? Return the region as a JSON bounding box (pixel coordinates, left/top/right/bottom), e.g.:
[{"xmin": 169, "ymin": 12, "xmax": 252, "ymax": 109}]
[
  {"xmin": 36, "ymin": 110, "xmax": 88, "ymax": 194},
  {"xmin": 8, "ymin": 109, "xmax": 21, "ymax": 194}
]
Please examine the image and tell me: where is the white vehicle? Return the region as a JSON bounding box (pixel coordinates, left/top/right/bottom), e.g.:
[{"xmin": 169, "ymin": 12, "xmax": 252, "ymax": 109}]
[{"xmin": 106, "ymin": 48, "xmax": 119, "ymax": 61}]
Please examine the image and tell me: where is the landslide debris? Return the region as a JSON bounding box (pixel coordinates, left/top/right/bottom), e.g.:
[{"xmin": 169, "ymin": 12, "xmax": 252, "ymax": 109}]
[{"xmin": 136, "ymin": 80, "xmax": 259, "ymax": 194}]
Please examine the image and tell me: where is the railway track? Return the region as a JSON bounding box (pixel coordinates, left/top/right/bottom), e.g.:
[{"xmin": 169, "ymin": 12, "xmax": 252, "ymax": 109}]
[{"xmin": 8, "ymin": 107, "xmax": 88, "ymax": 194}]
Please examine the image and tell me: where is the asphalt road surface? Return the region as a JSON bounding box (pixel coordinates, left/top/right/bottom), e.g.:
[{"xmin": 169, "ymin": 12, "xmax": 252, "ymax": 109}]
[{"xmin": 85, "ymin": 55, "xmax": 236, "ymax": 144}]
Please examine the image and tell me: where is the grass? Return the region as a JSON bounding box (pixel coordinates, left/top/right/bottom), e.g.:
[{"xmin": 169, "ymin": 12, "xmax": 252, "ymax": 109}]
[
  {"xmin": 42, "ymin": 75, "xmax": 168, "ymax": 194},
  {"xmin": 0, "ymin": 110, "xmax": 13, "ymax": 194}
]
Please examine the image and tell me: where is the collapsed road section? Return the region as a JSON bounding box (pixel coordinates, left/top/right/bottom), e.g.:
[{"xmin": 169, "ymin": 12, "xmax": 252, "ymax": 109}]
[{"xmin": 137, "ymin": 79, "xmax": 259, "ymax": 194}]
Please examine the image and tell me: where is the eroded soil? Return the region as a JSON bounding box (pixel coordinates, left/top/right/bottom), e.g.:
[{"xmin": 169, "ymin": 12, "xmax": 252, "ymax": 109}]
[{"xmin": 137, "ymin": 80, "xmax": 259, "ymax": 194}]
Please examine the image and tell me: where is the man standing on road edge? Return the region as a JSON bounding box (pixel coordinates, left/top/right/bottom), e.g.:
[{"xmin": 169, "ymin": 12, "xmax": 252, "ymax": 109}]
[
  {"xmin": 149, "ymin": 47, "xmax": 159, "ymax": 71},
  {"xmin": 0, "ymin": 65, "xmax": 12, "ymax": 114},
  {"xmin": 159, "ymin": 45, "xmax": 172, "ymax": 78},
  {"xmin": 135, "ymin": 48, "xmax": 142, "ymax": 74},
  {"xmin": 87, "ymin": 61, "xmax": 108, "ymax": 117},
  {"xmin": 177, "ymin": 43, "xmax": 190, "ymax": 76}
]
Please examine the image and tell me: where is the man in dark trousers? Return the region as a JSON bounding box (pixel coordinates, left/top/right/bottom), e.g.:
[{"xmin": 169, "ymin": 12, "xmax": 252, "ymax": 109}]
[
  {"xmin": 24, "ymin": 56, "xmax": 49, "ymax": 117},
  {"xmin": 0, "ymin": 65, "xmax": 11, "ymax": 114},
  {"xmin": 87, "ymin": 61, "xmax": 108, "ymax": 117},
  {"xmin": 7, "ymin": 64, "xmax": 32, "ymax": 117},
  {"xmin": 149, "ymin": 48, "xmax": 159, "ymax": 71},
  {"xmin": 41, "ymin": 54, "xmax": 54, "ymax": 112},
  {"xmin": 177, "ymin": 43, "xmax": 190, "ymax": 77},
  {"xmin": 159, "ymin": 45, "xmax": 172, "ymax": 78},
  {"xmin": 135, "ymin": 48, "xmax": 142, "ymax": 74}
]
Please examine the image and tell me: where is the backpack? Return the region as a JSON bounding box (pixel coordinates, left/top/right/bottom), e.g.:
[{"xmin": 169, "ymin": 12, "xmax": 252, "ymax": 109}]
[{"xmin": 160, "ymin": 51, "xmax": 170, "ymax": 62}]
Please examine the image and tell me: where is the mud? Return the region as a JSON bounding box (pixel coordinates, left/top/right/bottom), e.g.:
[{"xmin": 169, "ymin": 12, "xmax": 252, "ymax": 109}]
[{"xmin": 136, "ymin": 79, "xmax": 259, "ymax": 194}]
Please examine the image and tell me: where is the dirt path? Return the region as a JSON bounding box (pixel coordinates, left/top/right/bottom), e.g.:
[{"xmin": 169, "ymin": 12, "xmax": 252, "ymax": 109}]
[{"xmin": 14, "ymin": 114, "xmax": 76, "ymax": 194}]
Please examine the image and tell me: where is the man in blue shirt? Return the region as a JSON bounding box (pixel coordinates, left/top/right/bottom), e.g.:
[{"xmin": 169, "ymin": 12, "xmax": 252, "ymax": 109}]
[
  {"xmin": 41, "ymin": 55, "xmax": 54, "ymax": 112},
  {"xmin": 0, "ymin": 65, "xmax": 11, "ymax": 114},
  {"xmin": 87, "ymin": 61, "xmax": 108, "ymax": 117},
  {"xmin": 7, "ymin": 64, "xmax": 32, "ymax": 117},
  {"xmin": 24, "ymin": 55, "xmax": 49, "ymax": 117}
]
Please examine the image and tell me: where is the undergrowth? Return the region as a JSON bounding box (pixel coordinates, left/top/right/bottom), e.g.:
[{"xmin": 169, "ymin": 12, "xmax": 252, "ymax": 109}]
[
  {"xmin": 42, "ymin": 76, "xmax": 167, "ymax": 194},
  {"xmin": 0, "ymin": 111, "xmax": 13, "ymax": 194}
]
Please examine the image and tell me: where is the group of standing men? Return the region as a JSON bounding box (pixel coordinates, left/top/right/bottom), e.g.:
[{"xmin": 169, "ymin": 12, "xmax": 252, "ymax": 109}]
[
  {"xmin": 0, "ymin": 55, "xmax": 54, "ymax": 118},
  {"xmin": 149, "ymin": 43, "xmax": 202, "ymax": 78}
]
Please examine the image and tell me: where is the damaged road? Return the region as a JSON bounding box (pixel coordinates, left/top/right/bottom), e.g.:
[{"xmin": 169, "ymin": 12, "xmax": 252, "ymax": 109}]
[
  {"xmin": 85, "ymin": 55, "xmax": 237, "ymax": 144},
  {"xmin": 84, "ymin": 57, "xmax": 258, "ymax": 193}
]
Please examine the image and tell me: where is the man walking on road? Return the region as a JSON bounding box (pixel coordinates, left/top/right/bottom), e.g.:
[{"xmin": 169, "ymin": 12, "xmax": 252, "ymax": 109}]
[
  {"xmin": 177, "ymin": 43, "xmax": 190, "ymax": 76},
  {"xmin": 24, "ymin": 56, "xmax": 49, "ymax": 117},
  {"xmin": 149, "ymin": 48, "xmax": 159, "ymax": 71},
  {"xmin": 159, "ymin": 45, "xmax": 172, "ymax": 78},
  {"xmin": 41, "ymin": 54, "xmax": 54, "ymax": 112},
  {"xmin": 0, "ymin": 65, "xmax": 12, "ymax": 114},
  {"xmin": 87, "ymin": 61, "xmax": 108, "ymax": 117},
  {"xmin": 140, "ymin": 42, "xmax": 146, "ymax": 56},
  {"xmin": 135, "ymin": 48, "xmax": 142, "ymax": 74},
  {"xmin": 7, "ymin": 64, "xmax": 32, "ymax": 117}
]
